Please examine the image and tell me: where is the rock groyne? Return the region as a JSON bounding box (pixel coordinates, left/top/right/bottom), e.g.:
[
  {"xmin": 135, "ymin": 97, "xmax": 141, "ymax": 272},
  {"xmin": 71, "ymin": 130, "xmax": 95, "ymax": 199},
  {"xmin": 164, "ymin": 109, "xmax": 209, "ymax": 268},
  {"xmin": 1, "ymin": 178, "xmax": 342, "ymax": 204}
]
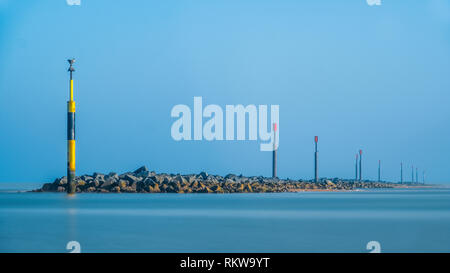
[{"xmin": 34, "ymin": 166, "xmax": 399, "ymax": 193}]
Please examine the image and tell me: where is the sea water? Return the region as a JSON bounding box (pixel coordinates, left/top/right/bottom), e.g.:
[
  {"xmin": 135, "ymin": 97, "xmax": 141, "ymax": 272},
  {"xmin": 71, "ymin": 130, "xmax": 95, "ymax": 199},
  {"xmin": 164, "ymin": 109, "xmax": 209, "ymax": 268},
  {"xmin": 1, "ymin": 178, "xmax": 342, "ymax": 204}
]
[{"xmin": 0, "ymin": 184, "xmax": 449, "ymax": 253}]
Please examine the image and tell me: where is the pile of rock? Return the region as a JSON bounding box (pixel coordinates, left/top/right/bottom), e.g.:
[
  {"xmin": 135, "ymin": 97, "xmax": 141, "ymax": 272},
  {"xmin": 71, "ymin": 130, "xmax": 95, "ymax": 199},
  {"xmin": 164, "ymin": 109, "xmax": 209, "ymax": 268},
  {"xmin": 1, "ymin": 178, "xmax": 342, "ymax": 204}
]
[{"xmin": 34, "ymin": 166, "xmax": 395, "ymax": 193}]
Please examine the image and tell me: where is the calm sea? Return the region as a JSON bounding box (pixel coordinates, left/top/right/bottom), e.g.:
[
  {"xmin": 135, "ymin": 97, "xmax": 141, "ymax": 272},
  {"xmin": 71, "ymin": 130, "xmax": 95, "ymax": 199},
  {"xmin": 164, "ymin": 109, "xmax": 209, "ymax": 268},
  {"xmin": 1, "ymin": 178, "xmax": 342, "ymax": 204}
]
[{"xmin": 0, "ymin": 183, "xmax": 449, "ymax": 253}]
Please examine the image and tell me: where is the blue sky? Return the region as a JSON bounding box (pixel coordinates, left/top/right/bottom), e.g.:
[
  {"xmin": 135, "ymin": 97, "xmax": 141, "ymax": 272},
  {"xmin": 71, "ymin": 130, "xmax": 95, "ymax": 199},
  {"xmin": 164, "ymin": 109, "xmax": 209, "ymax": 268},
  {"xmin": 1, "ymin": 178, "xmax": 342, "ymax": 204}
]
[{"xmin": 0, "ymin": 0, "xmax": 449, "ymax": 183}]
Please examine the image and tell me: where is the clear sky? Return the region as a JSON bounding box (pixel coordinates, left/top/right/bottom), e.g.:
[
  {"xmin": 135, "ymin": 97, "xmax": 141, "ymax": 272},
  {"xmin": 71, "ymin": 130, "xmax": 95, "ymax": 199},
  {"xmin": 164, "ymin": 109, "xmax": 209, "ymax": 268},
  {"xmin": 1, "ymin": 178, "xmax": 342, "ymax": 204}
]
[{"xmin": 0, "ymin": 0, "xmax": 449, "ymax": 183}]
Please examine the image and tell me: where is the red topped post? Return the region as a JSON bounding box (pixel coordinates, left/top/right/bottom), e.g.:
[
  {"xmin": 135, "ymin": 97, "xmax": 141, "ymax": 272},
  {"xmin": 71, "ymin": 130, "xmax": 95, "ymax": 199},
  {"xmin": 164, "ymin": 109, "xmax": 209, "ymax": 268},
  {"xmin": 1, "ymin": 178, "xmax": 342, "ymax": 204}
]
[
  {"xmin": 314, "ymin": 136, "xmax": 318, "ymax": 182},
  {"xmin": 272, "ymin": 123, "xmax": 277, "ymax": 178}
]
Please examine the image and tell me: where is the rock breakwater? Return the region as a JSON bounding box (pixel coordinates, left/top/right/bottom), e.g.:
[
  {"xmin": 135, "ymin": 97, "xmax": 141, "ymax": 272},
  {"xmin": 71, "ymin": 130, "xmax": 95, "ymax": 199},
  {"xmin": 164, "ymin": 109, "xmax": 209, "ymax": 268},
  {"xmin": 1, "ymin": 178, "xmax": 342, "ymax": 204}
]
[{"xmin": 34, "ymin": 166, "xmax": 397, "ymax": 193}]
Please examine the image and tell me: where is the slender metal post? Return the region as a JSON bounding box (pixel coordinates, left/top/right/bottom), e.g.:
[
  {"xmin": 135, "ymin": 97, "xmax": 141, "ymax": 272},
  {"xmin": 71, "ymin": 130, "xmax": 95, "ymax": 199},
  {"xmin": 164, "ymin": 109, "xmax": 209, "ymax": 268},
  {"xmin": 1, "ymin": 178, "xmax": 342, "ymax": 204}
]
[
  {"xmin": 67, "ymin": 59, "xmax": 76, "ymax": 194},
  {"xmin": 400, "ymin": 162, "xmax": 403, "ymax": 184},
  {"xmin": 272, "ymin": 123, "xmax": 277, "ymax": 178},
  {"xmin": 314, "ymin": 136, "xmax": 318, "ymax": 183},
  {"xmin": 378, "ymin": 160, "xmax": 381, "ymax": 182},
  {"xmin": 359, "ymin": 149, "xmax": 362, "ymax": 181},
  {"xmin": 416, "ymin": 167, "xmax": 418, "ymax": 184}
]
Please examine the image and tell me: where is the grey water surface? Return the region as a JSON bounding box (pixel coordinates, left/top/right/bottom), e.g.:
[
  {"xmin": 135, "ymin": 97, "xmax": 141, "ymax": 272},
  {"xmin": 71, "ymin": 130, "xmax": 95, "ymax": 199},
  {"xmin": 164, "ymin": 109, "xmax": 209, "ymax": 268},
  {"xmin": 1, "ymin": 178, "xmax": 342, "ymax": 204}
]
[{"xmin": 0, "ymin": 185, "xmax": 449, "ymax": 253}]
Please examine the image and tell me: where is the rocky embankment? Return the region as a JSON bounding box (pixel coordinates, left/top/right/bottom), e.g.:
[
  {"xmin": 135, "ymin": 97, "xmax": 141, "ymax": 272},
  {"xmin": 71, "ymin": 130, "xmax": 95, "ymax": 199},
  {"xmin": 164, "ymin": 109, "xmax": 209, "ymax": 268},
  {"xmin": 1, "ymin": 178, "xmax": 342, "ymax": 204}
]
[{"xmin": 33, "ymin": 166, "xmax": 398, "ymax": 193}]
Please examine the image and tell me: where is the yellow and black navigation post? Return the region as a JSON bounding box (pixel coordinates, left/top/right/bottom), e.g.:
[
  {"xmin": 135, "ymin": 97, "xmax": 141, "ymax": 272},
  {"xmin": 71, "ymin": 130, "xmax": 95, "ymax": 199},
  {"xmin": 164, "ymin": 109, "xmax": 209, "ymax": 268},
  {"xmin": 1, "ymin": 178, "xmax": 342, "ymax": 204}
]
[{"xmin": 67, "ymin": 59, "xmax": 76, "ymax": 194}]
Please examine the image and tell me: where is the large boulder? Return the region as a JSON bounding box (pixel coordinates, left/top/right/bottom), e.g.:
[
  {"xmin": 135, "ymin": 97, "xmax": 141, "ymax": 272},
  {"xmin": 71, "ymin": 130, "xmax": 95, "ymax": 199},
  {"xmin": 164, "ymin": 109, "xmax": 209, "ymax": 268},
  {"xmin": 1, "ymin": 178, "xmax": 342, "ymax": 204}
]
[
  {"xmin": 198, "ymin": 171, "xmax": 208, "ymax": 180},
  {"xmin": 160, "ymin": 184, "xmax": 169, "ymax": 192},
  {"xmin": 175, "ymin": 174, "xmax": 188, "ymax": 185},
  {"xmin": 56, "ymin": 177, "xmax": 67, "ymax": 185},
  {"xmin": 210, "ymin": 185, "xmax": 224, "ymax": 193},
  {"xmin": 101, "ymin": 177, "xmax": 117, "ymax": 188},
  {"xmin": 133, "ymin": 166, "xmax": 149, "ymax": 175},
  {"xmin": 148, "ymin": 183, "xmax": 160, "ymax": 193},
  {"xmin": 88, "ymin": 180, "xmax": 100, "ymax": 188},
  {"xmin": 225, "ymin": 174, "xmax": 236, "ymax": 180},
  {"xmin": 93, "ymin": 173, "xmax": 105, "ymax": 181},
  {"xmin": 187, "ymin": 175, "xmax": 197, "ymax": 183},
  {"xmin": 80, "ymin": 175, "xmax": 93, "ymax": 182},
  {"xmin": 119, "ymin": 180, "xmax": 128, "ymax": 189},
  {"xmin": 197, "ymin": 186, "xmax": 213, "ymax": 193},
  {"xmin": 325, "ymin": 180, "xmax": 336, "ymax": 188},
  {"xmin": 41, "ymin": 183, "xmax": 55, "ymax": 192},
  {"xmin": 154, "ymin": 175, "xmax": 164, "ymax": 183},
  {"xmin": 105, "ymin": 172, "xmax": 119, "ymax": 180},
  {"xmin": 86, "ymin": 187, "xmax": 96, "ymax": 192},
  {"xmin": 123, "ymin": 174, "xmax": 140, "ymax": 183}
]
